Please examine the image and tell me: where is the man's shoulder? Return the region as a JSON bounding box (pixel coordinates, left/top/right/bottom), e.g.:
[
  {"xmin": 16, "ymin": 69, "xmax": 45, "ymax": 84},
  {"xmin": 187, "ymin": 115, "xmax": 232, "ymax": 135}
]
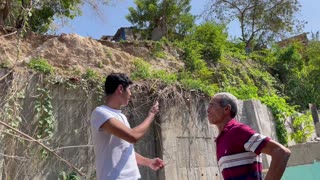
[
  {"xmin": 93, "ymin": 105, "xmax": 113, "ymax": 114},
  {"xmin": 91, "ymin": 106, "xmax": 114, "ymax": 121},
  {"xmin": 94, "ymin": 105, "xmax": 106, "ymax": 110},
  {"xmin": 228, "ymin": 121, "xmax": 257, "ymax": 140},
  {"xmin": 230, "ymin": 120, "xmax": 253, "ymax": 132}
]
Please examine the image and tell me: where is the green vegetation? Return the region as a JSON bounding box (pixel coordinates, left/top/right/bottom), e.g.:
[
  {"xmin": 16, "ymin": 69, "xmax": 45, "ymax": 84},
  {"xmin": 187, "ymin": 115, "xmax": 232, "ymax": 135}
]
[
  {"xmin": 130, "ymin": 20, "xmax": 320, "ymax": 145},
  {"xmin": 126, "ymin": 0, "xmax": 195, "ymax": 39},
  {"xmin": 28, "ymin": 58, "xmax": 54, "ymax": 75},
  {"xmin": 2, "ymin": 0, "xmax": 318, "ymax": 150},
  {"xmin": 1, "ymin": 0, "xmax": 113, "ymax": 33},
  {"xmin": 131, "ymin": 58, "xmax": 177, "ymax": 85},
  {"xmin": 82, "ymin": 68, "xmax": 99, "ymax": 80},
  {"xmin": 205, "ymin": 0, "xmax": 303, "ymax": 51},
  {"xmin": 260, "ymin": 94, "xmax": 295, "ymax": 146},
  {"xmin": 151, "ymin": 41, "xmax": 167, "ymax": 58},
  {"xmin": 58, "ymin": 171, "xmax": 81, "ymax": 180},
  {"xmin": 0, "ymin": 60, "xmax": 10, "ymax": 68},
  {"xmin": 291, "ymin": 112, "xmax": 315, "ymax": 143},
  {"xmin": 188, "ymin": 22, "xmax": 228, "ymax": 62},
  {"xmin": 35, "ymin": 87, "xmax": 54, "ymax": 139}
]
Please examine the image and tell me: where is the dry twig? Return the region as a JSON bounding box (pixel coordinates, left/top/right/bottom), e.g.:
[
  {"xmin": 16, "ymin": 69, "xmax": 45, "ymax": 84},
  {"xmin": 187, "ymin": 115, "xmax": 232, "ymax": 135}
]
[{"xmin": 0, "ymin": 120, "xmax": 86, "ymax": 177}]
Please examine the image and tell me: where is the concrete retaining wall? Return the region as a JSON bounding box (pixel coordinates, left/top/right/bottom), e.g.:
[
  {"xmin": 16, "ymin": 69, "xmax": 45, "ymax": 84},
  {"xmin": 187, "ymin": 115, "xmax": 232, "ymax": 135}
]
[{"xmin": 1, "ymin": 70, "xmax": 313, "ymax": 180}]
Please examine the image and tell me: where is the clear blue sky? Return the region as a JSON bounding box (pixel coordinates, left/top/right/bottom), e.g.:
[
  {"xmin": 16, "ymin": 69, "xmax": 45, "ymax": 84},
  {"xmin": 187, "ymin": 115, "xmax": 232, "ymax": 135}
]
[{"xmin": 54, "ymin": 0, "xmax": 320, "ymax": 40}]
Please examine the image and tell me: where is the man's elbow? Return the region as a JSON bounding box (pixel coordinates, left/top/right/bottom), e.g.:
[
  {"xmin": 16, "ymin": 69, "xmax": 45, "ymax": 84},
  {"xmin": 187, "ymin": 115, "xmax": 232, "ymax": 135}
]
[
  {"xmin": 127, "ymin": 131, "xmax": 141, "ymax": 144},
  {"xmin": 273, "ymin": 146, "xmax": 291, "ymax": 162},
  {"xmin": 283, "ymin": 147, "xmax": 291, "ymax": 160},
  {"xmin": 127, "ymin": 135, "xmax": 139, "ymax": 144}
]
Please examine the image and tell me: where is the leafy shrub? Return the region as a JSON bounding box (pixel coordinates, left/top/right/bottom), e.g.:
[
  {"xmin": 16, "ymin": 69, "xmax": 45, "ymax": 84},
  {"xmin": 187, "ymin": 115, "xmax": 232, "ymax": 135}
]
[
  {"xmin": 225, "ymin": 84, "xmax": 259, "ymax": 100},
  {"xmin": 82, "ymin": 68, "xmax": 99, "ymax": 80},
  {"xmin": 58, "ymin": 171, "xmax": 81, "ymax": 180},
  {"xmin": 179, "ymin": 78, "xmax": 218, "ymax": 96},
  {"xmin": 191, "ymin": 22, "xmax": 228, "ymax": 62},
  {"xmin": 28, "ymin": 58, "xmax": 54, "ymax": 74},
  {"xmin": 260, "ymin": 93, "xmax": 296, "ymax": 146},
  {"xmin": 132, "ymin": 58, "xmax": 218, "ymax": 94},
  {"xmin": 274, "ymin": 43, "xmax": 304, "ymax": 83},
  {"xmin": 291, "ymin": 112, "xmax": 315, "ymax": 143},
  {"xmin": 153, "ymin": 70, "xmax": 177, "ymax": 85},
  {"xmin": 176, "ymin": 40, "xmax": 212, "ymax": 81},
  {"xmin": 131, "ymin": 58, "xmax": 152, "ymax": 80},
  {"xmin": 152, "ymin": 41, "xmax": 166, "ymax": 58}
]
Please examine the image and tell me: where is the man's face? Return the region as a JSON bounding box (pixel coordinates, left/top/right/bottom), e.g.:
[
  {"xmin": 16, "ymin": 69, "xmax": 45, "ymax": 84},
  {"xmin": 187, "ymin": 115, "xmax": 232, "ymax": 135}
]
[
  {"xmin": 120, "ymin": 85, "xmax": 132, "ymax": 106},
  {"xmin": 207, "ymin": 96, "xmax": 226, "ymax": 125}
]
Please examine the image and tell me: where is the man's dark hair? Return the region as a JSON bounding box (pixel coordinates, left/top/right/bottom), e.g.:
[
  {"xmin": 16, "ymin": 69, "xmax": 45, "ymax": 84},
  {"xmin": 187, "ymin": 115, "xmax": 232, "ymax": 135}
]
[{"xmin": 104, "ymin": 73, "xmax": 133, "ymax": 96}]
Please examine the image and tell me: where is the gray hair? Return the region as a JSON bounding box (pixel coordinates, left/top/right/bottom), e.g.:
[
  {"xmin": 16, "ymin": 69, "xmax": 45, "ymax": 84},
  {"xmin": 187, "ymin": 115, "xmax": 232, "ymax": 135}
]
[{"xmin": 214, "ymin": 92, "xmax": 238, "ymax": 118}]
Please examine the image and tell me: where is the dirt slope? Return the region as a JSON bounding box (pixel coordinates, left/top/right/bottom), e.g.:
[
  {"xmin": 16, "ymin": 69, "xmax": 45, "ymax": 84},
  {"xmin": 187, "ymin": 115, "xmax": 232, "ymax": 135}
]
[{"xmin": 0, "ymin": 32, "xmax": 184, "ymax": 76}]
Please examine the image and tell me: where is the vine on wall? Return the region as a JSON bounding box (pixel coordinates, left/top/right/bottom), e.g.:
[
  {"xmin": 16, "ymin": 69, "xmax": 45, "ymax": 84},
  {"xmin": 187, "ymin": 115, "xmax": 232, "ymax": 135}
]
[{"xmin": 35, "ymin": 86, "xmax": 54, "ymax": 139}]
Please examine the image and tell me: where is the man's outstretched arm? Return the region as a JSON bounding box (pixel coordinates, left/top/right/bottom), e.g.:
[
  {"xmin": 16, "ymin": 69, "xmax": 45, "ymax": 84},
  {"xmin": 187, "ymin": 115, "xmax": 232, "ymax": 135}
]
[{"xmin": 101, "ymin": 101, "xmax": 159, "ymax": 143}]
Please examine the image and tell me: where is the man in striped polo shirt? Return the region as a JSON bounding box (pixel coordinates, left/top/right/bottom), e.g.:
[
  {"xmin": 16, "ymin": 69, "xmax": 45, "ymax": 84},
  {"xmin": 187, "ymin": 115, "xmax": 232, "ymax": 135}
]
[{"xmin": 207, "ymin": 92, "xmax": 291, "ymax": 180}]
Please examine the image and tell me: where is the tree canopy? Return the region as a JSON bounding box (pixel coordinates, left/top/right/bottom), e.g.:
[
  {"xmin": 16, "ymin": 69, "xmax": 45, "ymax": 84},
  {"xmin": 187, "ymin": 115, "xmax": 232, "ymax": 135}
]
[
  {"xmin": 126, "ymin": 0, "xmax": 195, "ymax": 40},
  {"xmin": 0, "ymin": 0, "xmax": 111, "ymax": 34},
  {"xmin": 204, "ymin": 0, "xmax": 304, "ymax": 51}
]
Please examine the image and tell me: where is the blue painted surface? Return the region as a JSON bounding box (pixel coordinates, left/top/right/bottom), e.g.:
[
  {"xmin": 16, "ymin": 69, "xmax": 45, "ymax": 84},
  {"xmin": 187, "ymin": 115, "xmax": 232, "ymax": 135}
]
[{"xmin": 282, "ymin": 161, "xmax": 320, "ymax": 180}]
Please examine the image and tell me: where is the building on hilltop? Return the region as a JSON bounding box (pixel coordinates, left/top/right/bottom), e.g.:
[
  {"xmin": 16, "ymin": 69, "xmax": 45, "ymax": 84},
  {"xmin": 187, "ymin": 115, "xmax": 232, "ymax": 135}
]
[
  {"xmin": 111, "ymin": 27, "xmax": 146, "ymax": 42},
  {"xmin": 277, "ymin": 33, "xmax": 309, "ymax": 48},
  {"xmin": 100, "ymin": 26, "xmax": 169, "ymax": 42}
]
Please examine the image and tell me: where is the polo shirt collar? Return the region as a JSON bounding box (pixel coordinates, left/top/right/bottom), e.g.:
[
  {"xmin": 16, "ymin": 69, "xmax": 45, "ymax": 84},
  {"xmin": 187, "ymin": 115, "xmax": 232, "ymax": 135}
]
[
  {"xmin": 222, "ymin": 119, "xmax": 237, "ymax": 132},
  {"xmin": 216, "ymin": 119, "xmax": 237, "ymax": 142}
]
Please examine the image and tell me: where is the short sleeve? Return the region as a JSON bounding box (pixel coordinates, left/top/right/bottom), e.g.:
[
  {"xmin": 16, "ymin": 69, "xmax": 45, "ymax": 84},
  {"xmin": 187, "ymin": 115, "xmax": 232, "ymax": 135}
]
[
  {"xmin": 91, "ymin": 107, "xmax": 114, "ymax": 131},
  {"xmin": 236, "ymin": 125, "xmax": 271, "ymax": 155}
]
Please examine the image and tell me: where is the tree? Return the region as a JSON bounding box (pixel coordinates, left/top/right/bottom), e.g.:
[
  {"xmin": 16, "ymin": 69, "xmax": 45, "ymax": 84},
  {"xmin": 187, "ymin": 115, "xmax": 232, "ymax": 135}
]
[
  {"xmin": 1, "ymin": 0, "xmax": 111, "ymax": 34},
  {"xmin": 126, "ymin": 0, "xmax": 195, "ymax": 40},
  {"xmin": 204, "ymin": 0, "xmax": 304, "ymax": 51},
  {"xmin": 0, "ymin": 0, "xmax": 10, "ymax": 27},
  {"xmin": 190, "ymin": 22, "xmax": 228, "ymax": 62}
]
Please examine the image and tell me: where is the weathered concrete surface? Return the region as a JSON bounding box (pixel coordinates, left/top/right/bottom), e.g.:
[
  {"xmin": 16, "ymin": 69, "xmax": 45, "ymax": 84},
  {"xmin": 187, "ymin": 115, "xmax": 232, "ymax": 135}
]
[
  {"xmin": 237, "ymin": 100, "xmax": 278, "ymax": 168},
  {"xmin": 159, "ymin": 97, "xmax": 279, "ymax": 180},
  {"xmin": 0, "ymin": 70, "xmax": 294, "ymax": 180},
  {"xmin": 287, "ymin": 142, "xmax": 320, "ymax": 166},
  {"xmin": 0, "ymin": 71, "xmax": 163, "ymax": 179},
  {"xmin": 160, "ymin": 93, "xmax": 221, "ymax": 180},
  {"xmin": 0, "ymin": 69, "xmax": 12, "ymax": 179},
  {"xmin": 0, "ymin": 72, "xmax": 96, "ymax": 180}
]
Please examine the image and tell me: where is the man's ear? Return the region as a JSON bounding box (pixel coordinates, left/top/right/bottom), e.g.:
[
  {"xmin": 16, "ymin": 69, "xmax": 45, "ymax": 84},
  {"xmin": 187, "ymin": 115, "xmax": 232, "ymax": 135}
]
[
  {"xmin": 224, "ymin": 104, "xmax": 231, "ymax": 113},
  {"xmin": 117, "ymin": 85, "xmax": 124, "ymax": 93}
]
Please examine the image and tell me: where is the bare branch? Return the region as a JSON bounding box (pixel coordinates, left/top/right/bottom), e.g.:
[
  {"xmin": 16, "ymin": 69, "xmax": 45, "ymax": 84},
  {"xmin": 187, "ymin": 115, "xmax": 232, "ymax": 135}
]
[
  {"xmin": 53, "ymin": 145, "xmax": 93, "ymax": 151},
  {"xmin": 0, "ymin": 30, "xmax": 17, "ymax": 38},
  {"xmin": 0, "ymin": 120, "xmax": 86, "ymax": 177}
]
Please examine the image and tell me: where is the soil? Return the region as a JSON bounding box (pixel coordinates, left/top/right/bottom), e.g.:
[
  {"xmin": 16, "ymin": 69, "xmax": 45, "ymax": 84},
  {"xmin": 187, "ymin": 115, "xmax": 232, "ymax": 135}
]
[{"xmin": 0, "ymin": 31, "xmax": 184, "ymax": 77}]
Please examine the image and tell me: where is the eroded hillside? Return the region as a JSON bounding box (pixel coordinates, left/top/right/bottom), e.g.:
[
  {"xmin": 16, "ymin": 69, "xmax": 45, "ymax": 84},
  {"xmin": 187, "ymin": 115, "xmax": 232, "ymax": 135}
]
[{"xmin": 0, "ymin": 32, "xmax": 184, "ymax": 76}]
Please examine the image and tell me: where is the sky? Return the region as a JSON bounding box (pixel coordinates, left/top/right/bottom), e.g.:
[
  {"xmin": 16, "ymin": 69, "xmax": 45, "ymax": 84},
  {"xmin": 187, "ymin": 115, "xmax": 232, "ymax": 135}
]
[{"xmin": 54, "ymin": 0, "xmax": 320, "ymax": 40}]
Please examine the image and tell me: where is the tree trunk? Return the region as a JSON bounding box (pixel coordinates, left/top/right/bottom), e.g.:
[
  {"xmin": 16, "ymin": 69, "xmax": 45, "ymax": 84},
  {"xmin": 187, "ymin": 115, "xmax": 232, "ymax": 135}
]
[{"xmin": 0, "ymin": 0, "xmax": 10, "ymax": 27}]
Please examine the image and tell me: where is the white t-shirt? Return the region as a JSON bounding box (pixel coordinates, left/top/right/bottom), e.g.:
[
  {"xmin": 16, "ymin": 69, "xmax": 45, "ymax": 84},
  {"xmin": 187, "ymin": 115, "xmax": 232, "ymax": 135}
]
[{"xmin": 91, "ymin": 105, "xmax": 141, "ymax": 180}]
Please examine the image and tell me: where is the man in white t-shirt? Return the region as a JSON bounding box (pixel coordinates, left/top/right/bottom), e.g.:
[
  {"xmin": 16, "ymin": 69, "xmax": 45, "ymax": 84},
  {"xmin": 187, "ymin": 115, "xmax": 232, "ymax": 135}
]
[{"xmin": 91, "ymin": 73, "xmax": 164, "ymax": 180}]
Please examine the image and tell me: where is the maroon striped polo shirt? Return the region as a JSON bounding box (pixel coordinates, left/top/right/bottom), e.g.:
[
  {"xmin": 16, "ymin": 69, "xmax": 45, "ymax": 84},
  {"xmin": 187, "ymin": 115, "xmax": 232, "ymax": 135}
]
[{"xmin": 216, "ymin": 119, "xmax": 271, "ymax": 180}]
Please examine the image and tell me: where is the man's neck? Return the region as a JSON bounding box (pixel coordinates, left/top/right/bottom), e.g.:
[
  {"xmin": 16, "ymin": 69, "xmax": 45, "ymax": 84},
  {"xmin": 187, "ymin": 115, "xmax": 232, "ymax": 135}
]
[
  {"xmin": 105, "ymin": 96, "xmax": 121, "ymax": 110},
  {"xmin": 217, "ymin": 117, "xmax": 233, "ymax": 133}
]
